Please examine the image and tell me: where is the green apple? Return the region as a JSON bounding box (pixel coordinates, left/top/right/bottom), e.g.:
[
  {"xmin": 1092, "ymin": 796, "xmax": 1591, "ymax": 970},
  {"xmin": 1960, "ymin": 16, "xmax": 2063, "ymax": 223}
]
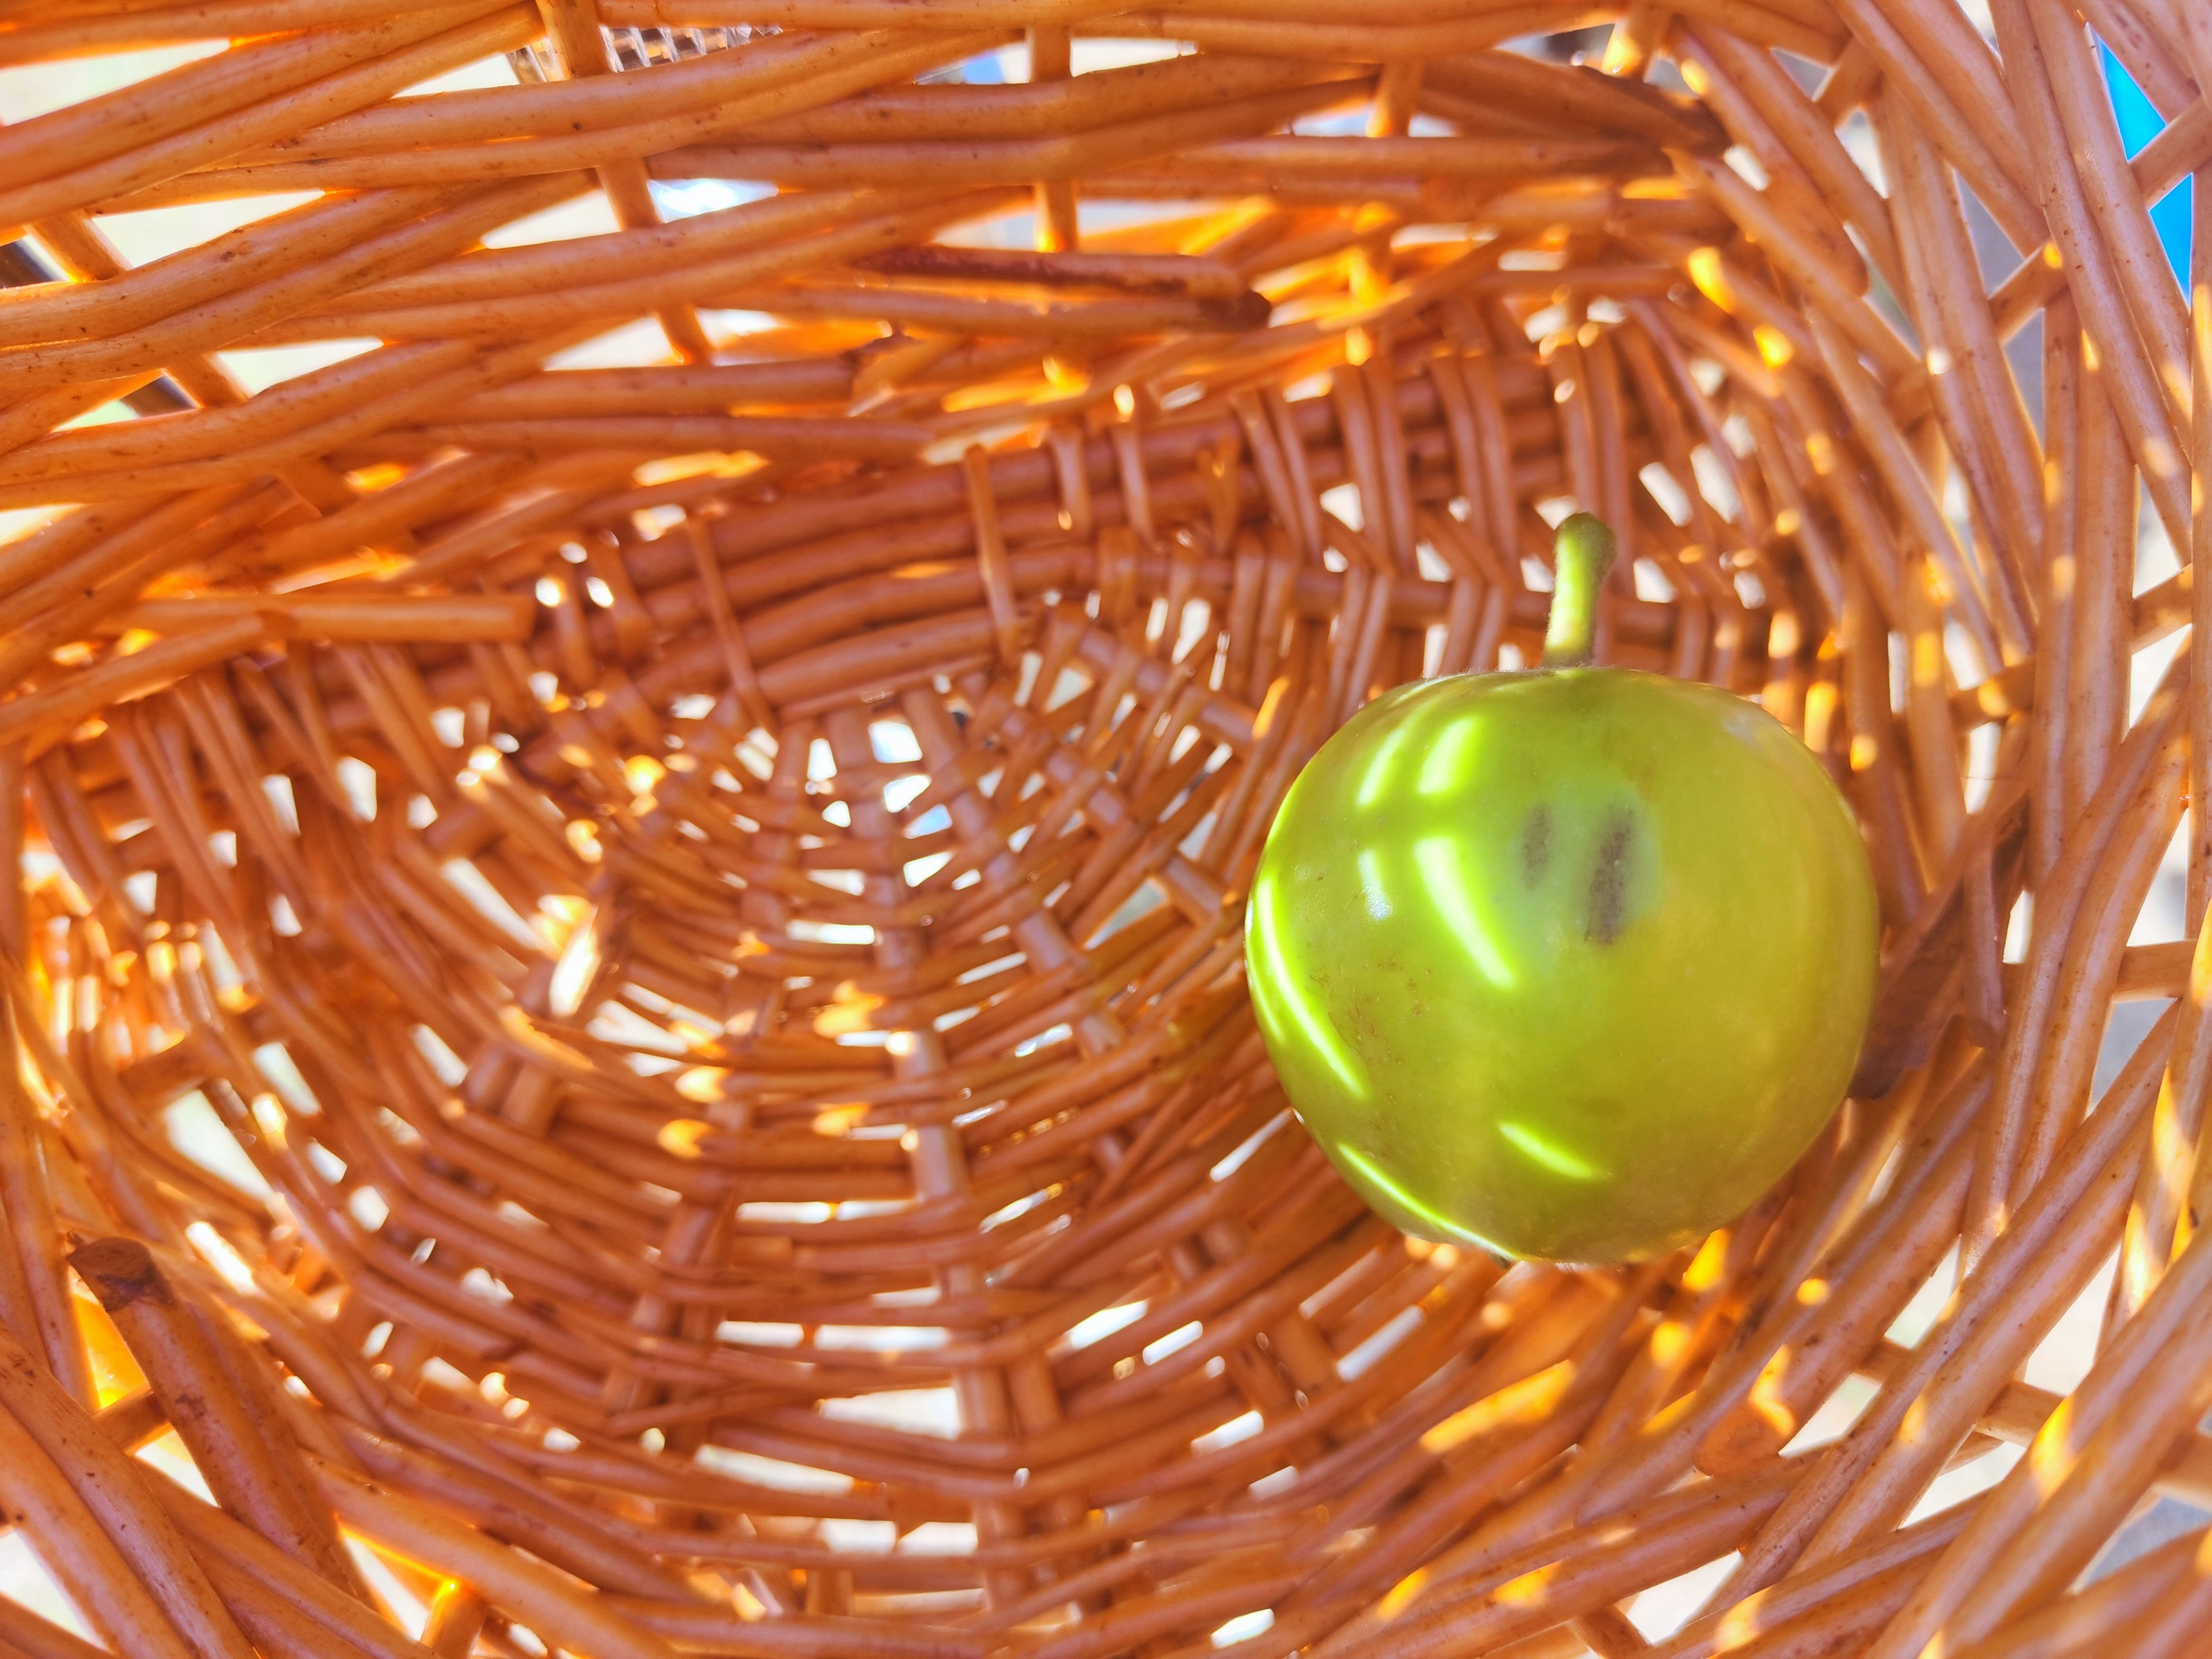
[{"xmin": 1245, "ymin": 515, "xmax": 1878, "ymax": 1263}]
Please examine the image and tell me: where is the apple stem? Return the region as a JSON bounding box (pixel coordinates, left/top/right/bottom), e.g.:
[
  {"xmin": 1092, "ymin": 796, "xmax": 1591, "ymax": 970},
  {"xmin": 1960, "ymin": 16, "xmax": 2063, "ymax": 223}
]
[{"xmin": 1541, "ymin": 513, "xmax": 1619, "ymax": 669}]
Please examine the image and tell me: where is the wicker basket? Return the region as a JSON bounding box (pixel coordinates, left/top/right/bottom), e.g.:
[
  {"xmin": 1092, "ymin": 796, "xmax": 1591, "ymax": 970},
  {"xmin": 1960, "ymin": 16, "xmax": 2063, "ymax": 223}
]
[{"xmin": 0, "ymin": 2, "xmax": 2207, "ymax": 1656}]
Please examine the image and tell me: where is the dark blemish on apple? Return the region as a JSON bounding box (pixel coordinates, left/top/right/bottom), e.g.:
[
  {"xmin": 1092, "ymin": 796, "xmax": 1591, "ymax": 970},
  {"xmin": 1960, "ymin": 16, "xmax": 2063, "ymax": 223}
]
[
  {"xmin": 1521, "ymin": 804, "xmax": 1553, "ymax": 885},
  {"xmin": 1585, "ymin": 809, "xmax": 1634, "ymax": 944}
]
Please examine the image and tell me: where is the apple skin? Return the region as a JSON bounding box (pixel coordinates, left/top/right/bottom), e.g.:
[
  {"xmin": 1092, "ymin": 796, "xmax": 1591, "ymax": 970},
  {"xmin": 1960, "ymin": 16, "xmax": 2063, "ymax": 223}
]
[{"xmin": 1245, "ymin": 667, "xmax": 1878, "ymax": 1264}]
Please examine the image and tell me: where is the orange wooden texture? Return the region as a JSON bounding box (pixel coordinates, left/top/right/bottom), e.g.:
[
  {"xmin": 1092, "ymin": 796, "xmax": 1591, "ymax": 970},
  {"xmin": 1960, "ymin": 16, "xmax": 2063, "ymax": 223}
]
[{"xmin": 0, "ymin": 4, "xmax": 2205, "ymax": 1658}]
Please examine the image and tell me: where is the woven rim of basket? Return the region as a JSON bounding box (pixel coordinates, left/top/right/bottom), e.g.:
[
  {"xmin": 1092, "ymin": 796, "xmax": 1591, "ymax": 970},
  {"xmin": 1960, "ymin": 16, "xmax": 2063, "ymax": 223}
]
[{"xmin": 0, "ymin": 3, "xmax": 2208, "ymax": 1659}]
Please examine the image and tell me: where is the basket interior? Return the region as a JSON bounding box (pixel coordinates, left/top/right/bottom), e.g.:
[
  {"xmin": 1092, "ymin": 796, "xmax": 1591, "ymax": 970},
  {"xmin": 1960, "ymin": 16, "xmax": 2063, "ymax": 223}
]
[{"xmin": 0, "ymin": 4, "xmax": 2209, "ymax": 1657}]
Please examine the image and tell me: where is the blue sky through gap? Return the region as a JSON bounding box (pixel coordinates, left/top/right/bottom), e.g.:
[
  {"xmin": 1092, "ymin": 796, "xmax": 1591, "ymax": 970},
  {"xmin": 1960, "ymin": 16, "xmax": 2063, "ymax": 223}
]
[{"xmin": 2097, "ymin": 41, "xmax": 2193, "ymax": 285}]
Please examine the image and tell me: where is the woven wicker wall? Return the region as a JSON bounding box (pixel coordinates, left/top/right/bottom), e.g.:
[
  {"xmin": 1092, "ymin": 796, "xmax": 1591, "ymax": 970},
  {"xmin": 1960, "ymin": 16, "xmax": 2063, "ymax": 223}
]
[{"xmin": 0, "ymin": 2, "xmax": 2208, "ymax": 1657}]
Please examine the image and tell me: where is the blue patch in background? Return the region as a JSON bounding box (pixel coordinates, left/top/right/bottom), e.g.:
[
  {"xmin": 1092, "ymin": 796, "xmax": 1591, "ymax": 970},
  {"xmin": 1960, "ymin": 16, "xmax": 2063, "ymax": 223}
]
[{"xmin": 2097, "ymin": 41, "xmax": 2193, "ymax": 286}]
